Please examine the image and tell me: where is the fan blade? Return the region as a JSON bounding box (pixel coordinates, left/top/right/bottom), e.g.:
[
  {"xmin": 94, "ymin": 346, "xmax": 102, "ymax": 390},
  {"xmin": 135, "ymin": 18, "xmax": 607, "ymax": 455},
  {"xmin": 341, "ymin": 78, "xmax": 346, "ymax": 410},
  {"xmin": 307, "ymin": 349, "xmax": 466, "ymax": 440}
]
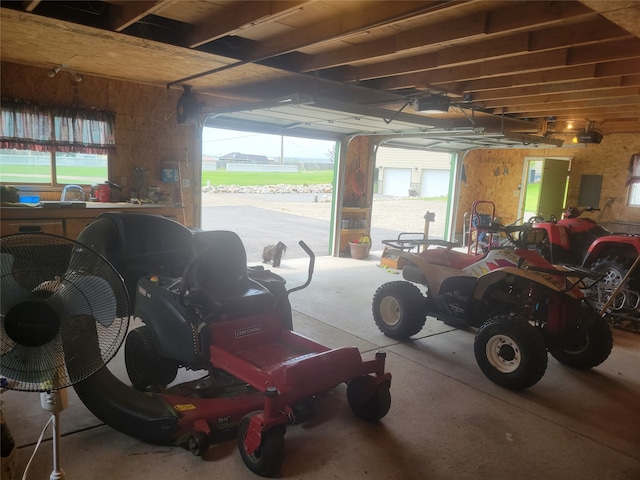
[
  {"xmin": 49, "ymin": 275, "xmax": 117, "ymax": 327},
  {"xmin": 0, "ymin": 253, "xmax": 30, "ymax": 314}
]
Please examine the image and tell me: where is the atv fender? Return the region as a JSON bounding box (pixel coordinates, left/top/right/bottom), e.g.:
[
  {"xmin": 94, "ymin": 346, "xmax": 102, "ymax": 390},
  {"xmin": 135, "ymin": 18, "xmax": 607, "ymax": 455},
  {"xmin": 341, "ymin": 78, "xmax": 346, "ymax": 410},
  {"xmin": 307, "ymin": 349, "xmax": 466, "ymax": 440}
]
[
  {"xmin": 584, "ymin": 236, "xmax": 640, "ymax": 267},
  {"xmin": 471, "ymin": 266, "xmax": 577, "ymax": 302}
]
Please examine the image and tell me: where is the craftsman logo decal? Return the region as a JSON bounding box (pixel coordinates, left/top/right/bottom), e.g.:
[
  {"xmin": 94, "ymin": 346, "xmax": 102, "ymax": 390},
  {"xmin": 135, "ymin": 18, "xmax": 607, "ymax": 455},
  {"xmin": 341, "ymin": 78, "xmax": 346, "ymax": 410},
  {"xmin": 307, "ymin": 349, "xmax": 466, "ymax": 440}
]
[{"xmin": 235, "ymin": 325, "xmax": 262, "ymax": 338}]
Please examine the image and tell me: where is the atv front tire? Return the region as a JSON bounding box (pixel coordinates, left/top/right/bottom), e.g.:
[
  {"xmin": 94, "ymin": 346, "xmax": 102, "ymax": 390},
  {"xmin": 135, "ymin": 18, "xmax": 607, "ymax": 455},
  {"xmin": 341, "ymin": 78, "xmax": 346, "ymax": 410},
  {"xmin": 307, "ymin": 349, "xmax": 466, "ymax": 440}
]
[
  {"xmin": 125, "ymin": 326, "xmax": 178, "ymax": 390},
  {"xmin": 474, "ymin": 316, "xmax": 548, "ymax": 390},
  {"xmin": 372, "ymin": 281, "xmax": 427, "ymax": 339},
  {"xmin": 549, "ymin": 311, "xmax": 613, "ymax": 369}
]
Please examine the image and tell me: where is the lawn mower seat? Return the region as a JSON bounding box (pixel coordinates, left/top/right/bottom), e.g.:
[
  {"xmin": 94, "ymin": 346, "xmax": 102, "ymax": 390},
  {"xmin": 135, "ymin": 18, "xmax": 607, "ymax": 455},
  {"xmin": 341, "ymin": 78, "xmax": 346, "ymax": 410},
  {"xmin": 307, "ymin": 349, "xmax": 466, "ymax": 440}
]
[
  {"xmin": 77, "ymin": 212, "xmax": 195, "ymax": 304},
  {"xmin": 183, "ymin": 230, "xmax": 274, "ymax": 317}
]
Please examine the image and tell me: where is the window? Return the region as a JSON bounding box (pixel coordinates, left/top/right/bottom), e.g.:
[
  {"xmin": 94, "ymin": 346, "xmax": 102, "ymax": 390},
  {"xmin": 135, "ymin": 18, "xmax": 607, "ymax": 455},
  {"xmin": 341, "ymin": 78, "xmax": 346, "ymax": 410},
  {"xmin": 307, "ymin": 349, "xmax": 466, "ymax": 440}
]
[
  {"xmin": 0, "ymin": 100, "xmax": 114, "ymax": 186},
  {"xmin": 628, "ymin": 153, "xmax": 640, "ymax": 207},
  {"xmin": 629, "ymin": 184, "xmax": 640, "ymax": 207}
]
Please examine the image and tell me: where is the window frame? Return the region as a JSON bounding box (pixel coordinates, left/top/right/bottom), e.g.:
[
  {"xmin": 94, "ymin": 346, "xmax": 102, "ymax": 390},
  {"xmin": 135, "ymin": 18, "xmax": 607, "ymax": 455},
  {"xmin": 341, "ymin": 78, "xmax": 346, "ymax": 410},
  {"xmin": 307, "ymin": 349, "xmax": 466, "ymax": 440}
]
[
  {"xmin": 627, "ymin": 153, "xmax": 640, "ymax": 207},
  {"xmin": 0, "ymin": 99, "xmax": 115, "ymax": 187}
]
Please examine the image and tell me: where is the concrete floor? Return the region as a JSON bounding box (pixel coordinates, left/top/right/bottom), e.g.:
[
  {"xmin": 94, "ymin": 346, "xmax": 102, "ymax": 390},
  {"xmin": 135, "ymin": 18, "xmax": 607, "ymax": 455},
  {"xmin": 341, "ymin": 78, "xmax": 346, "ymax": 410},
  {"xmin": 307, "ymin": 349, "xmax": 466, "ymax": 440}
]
[{"xmin": 2, "ymin": 251, "xmax": 640, "ymax": 479}]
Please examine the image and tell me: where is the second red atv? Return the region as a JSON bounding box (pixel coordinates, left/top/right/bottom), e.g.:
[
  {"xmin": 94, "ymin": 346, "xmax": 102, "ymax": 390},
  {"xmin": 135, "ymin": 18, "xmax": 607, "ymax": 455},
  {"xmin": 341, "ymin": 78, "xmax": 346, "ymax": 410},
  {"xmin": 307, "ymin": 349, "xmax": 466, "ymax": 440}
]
[{"xmin": 530, "ymin": 207, "xmax": 640, "ymax": 331}]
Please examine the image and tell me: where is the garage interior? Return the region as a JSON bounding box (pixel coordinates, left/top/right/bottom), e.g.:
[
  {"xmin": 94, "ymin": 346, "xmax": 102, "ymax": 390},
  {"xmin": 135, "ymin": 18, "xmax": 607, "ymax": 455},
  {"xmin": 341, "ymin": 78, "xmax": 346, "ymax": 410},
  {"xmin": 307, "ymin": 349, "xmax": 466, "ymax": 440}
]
[{"xmin": 1, "ymin": 1, "xmax": 640, "ymax": 478}]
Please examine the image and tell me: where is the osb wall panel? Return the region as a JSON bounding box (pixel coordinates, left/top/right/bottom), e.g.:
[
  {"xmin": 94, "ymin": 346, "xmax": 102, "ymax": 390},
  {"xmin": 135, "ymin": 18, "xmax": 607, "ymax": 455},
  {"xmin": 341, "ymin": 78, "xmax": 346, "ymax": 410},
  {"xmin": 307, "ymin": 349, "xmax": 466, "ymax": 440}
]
[
  {"xmin": 458, "ymin": 150, "xmax": 524, "ymax": 229},
  {"xmin": 564, "ymin": 134, "xmax": 640, "ymax": 225},
  {"xmin": 0, "ymin": 62, "xmax": 204, "ymax": 227},
  {"xmin": 459, "ymin": 134, "xmax": 640, "ymax": 234}
]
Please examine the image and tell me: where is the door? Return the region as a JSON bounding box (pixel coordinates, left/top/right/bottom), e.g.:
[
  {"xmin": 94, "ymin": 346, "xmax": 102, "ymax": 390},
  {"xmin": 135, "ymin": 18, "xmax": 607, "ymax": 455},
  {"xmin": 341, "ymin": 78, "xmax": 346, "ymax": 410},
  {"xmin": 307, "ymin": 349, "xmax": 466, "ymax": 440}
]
[
  {"xmin": 382, "ymin": 168, "xmax": 411, "ymax": 196},
  {"xmin": 520, "ymin": 158, "xmax": 570, "ymax": 221},
  {"xmin": 420, "ymin": 169, "xmax": 450, "ymax": 197}
]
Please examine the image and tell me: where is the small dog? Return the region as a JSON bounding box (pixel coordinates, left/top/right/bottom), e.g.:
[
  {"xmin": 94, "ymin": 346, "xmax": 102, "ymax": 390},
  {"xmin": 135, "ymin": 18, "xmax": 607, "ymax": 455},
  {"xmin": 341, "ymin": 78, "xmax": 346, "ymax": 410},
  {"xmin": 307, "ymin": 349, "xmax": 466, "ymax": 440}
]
[{"xmin": 262, "ymin": 241, "xmax": 287, "ymax": 267}]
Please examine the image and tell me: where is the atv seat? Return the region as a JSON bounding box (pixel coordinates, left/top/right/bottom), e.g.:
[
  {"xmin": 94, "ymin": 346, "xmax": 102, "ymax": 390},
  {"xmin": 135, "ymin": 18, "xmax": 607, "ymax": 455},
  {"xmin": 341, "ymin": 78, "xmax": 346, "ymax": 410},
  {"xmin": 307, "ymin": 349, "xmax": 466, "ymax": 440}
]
[
  {"xmin": 184, "ymin": 230, "xmax": 274, "ymax": 316},
  {"xmin": 420, "ymin": 247, "xmax": 479, "ymax": 270}
]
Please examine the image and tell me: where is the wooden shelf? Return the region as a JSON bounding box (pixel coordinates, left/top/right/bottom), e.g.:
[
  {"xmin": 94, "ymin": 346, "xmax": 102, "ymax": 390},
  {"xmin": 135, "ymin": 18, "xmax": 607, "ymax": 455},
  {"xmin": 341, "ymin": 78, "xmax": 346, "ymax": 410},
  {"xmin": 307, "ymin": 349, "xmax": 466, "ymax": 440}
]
[{"xmin": 1, "ymin": 204, "xmax": 182, "ymax": 239}]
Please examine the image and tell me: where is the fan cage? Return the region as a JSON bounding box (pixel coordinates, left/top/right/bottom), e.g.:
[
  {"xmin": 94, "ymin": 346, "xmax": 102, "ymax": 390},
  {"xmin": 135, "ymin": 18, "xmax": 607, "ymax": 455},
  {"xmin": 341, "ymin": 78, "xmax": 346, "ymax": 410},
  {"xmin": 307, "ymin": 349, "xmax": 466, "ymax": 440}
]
[{"xmin": 1, "ymin": 233, "xmax": 130, "ymax": 392}]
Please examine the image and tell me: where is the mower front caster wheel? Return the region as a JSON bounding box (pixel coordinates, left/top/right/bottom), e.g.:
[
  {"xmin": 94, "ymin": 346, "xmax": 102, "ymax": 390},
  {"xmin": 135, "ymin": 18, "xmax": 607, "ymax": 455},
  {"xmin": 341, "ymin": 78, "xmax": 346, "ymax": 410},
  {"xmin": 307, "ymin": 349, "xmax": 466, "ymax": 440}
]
[
  {"xmin": 187, "ymin": 431, "xmax": 210, "ymax": 457},
  {"xmin": 347, "ymin": 376, "xmax": 391, "ymax": 422},
  {"xmin": 237, "ymin": 411, "xmax": 285, "ymax": 477}
]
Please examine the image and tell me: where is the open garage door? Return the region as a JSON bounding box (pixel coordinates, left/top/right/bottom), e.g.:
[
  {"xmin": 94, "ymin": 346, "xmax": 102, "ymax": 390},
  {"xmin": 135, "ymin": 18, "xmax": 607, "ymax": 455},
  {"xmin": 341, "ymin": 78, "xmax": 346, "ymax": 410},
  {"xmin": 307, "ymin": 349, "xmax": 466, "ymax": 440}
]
[{"xmin": 382, "ymin": 168, "xmax": 412, "ymax": 196}]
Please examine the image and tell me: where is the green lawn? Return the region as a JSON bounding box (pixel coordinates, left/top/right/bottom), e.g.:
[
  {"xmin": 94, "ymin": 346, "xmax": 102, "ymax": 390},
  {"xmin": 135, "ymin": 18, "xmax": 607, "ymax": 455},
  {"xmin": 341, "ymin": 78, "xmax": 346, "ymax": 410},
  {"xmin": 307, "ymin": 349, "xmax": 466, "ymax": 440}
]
[
  {"xmin": 524, "ymin": 182, "xmax": 540, "ymax": 211},
  {"xmin": 202, "ymin": 170, "xmax": 333, "ymax": 186},
  {"xmin": 0, "ymin": 165, "xmax": 108, "ymax": 183},
  {"xmin": 1, "ymin": 166, "xmax": 333, "ymax": 187}
]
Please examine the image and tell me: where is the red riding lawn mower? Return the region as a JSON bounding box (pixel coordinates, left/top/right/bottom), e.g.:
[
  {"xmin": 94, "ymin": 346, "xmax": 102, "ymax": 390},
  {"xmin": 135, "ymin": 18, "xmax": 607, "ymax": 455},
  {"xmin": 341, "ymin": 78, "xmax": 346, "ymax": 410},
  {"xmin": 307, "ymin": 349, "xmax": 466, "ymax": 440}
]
[
  {"xmin": 71, "ymin": 212, "xmax": 392, "ymax": 477},
  {"xmin": 529, "ymin": 207, "xmax": 640, "ymax": 332}
]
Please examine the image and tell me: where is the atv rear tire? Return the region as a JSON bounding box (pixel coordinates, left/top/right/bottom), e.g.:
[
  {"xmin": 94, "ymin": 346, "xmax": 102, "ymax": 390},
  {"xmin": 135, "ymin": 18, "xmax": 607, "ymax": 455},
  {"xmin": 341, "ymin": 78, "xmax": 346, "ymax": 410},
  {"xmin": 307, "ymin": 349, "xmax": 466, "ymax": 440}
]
[
  {"xmin": 591, "ymin": 256, "xmax": 629, "ymax": 288},
  {"xmin": 372, "ymin": 281, "xmax": 427, "ymax": 339},
  {"xmin": 474, "ymin": 316, "xmax": 548, "ymax": 390},
  {"xmin": 549, "ymin": 310, "xmax": 613, "ymax": 369},
  {"xmin": 125, "ymin": 326, "xmax": 178, "ymax": 390}
]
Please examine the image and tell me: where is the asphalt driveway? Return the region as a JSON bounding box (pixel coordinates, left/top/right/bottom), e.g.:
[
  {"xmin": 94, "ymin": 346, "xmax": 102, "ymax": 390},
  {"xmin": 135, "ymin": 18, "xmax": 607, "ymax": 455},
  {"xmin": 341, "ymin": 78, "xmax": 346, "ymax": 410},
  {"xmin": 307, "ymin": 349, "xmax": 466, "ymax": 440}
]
[{"xmin": 201, "ymin": 204, "xmax": 402, "ymax": 263}]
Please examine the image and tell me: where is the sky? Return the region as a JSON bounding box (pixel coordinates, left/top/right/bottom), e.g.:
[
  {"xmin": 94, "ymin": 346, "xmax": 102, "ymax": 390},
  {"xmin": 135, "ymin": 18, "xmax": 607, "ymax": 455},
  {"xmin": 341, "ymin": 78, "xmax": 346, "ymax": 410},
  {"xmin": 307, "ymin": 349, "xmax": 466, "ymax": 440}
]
[{"xmin": 202, "ymin": 127, "xmax": 336, "ymax": 161}]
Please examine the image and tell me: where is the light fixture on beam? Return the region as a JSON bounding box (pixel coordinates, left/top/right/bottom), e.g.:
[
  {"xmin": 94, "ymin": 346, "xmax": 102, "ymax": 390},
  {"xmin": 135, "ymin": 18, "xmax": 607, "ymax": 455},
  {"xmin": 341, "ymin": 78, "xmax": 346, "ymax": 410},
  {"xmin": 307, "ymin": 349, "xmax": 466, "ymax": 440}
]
[{"xmin": 413, "ymin": 95, "xmax": 450, "ymax": 114}]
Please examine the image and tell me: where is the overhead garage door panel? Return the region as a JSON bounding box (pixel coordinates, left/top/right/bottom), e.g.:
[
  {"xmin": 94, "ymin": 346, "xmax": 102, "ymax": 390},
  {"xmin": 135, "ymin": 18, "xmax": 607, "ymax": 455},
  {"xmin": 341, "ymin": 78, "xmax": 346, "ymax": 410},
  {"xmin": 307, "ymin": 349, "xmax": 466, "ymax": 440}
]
[
  {"xmin": 420, "ymin": 170, "xmax": 450, "ymax": 197},
  {"xmin": 382, "ymin": 168, "xmax": 411, "ymax": 196}
]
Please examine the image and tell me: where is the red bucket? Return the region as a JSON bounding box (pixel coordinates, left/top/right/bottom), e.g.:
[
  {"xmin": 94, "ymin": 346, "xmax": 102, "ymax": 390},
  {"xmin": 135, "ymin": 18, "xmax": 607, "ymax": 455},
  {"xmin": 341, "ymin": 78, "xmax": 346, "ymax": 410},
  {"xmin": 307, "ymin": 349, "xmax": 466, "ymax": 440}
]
[{"xmin": 97, "ymin": 183, "xmax": 111, "ymax": 202}]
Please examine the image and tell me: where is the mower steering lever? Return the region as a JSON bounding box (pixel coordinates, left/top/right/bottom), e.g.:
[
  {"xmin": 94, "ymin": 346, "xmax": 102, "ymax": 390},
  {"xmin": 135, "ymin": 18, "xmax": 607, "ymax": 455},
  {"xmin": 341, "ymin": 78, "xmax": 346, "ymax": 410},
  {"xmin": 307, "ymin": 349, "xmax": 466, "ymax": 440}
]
[{"xmin": 287, "ymin": 241, "xmax": 315, "ymax": 295}]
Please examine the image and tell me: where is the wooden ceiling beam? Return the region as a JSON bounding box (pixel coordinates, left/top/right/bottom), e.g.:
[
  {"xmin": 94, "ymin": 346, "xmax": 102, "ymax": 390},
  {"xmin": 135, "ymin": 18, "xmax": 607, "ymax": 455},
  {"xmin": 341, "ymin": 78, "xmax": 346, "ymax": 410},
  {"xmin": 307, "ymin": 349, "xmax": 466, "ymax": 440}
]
[
  {"xmin": 337, "ymin": 17, "xmax": 629, "ymax": 83},
  {"xmin": 109, "ymin": 0, "xmax": 179, "ymax": 32},
  {"xmin": 554, "ymin": 113, "xmax": 640, "ymax": 121},
  {"xmin": 368, "ymin": 49, "xmax": 571, "ymax": 90},
  {"xmin": 299, "ymin": 13, "xmax": 488, "ymax": 73},
  {"xmin": 507, "ymin": 100, "xmax": 640, "ymax": 117},
  {"xmin": 504, "ymin": 96, "xmax": 640, "ymax": 114},
  {"xmin": 186, "ymin": 1, "xmax": 311, "ymax": 48},
  {"xmin": 298, "ymin": 1, "xmax": 595, "ymax": 74},
  {"xmin": 447, "ymin": 59, "xmax": 640, "ymax": 93},
  {"xmin": 240, "ymin": 1, "xmax": 459, "ymax": 62},
  {"xmin": 22, "ymin": 1, "xmax": 40, "ymax": 13},
  {"xmin": 468, "ymin": 76, "xmax": 640, "ymax": 102},
  {"xmin": 482, "ymin": 87, "xmax": 640, "ymax": 109},
  {"xmin": 370, "ymin": 39, "xmax": 640, "ymax": 91}
]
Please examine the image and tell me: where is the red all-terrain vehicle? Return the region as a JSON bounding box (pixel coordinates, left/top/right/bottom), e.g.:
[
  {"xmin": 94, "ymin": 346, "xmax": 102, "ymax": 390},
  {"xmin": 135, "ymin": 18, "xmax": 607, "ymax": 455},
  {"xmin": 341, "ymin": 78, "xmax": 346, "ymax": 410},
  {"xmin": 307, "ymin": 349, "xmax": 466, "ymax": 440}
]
[
  {"xmin": 372, "ymin": 223, "xmax": 613, "ymax": 390},
  {"xmin": 530, "ymin": 207, "xmax": 640, "ymax": 330}
]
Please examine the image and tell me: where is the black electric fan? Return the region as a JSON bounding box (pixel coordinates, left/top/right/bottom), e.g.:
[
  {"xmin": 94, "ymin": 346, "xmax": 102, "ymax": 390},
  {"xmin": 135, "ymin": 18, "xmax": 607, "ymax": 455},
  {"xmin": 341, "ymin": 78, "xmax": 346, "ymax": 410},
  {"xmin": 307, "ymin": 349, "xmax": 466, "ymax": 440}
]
[{"xmin": 1, "ymin": 233, "xmax": 129, "ymax": 479}]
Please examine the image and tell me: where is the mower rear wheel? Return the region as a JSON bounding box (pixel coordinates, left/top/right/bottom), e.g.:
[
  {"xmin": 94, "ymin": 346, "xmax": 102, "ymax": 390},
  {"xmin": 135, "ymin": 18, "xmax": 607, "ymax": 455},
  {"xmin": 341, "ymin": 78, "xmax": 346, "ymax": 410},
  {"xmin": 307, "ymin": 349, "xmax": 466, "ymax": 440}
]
[
  {"xmin": 237, "ymin": 412, "xmax": 285, "ymax": 477},
  {"xmin": 347, "ymin": 376, "xmax": 391, "ymax": 422},
  {"xmin": 372, "ymin": 281, "xmax": 427, "ymax": 339},
  {"xmin": 125, "ymin": 326, "xmax": 178, "ymax": 390},
  {"xmin": 549, "ymin": 310, "xmax": 613, "ymax": 369},
  {"xmin": 474, "ymin": 316, "xmax": 548, "ymax": 390}
]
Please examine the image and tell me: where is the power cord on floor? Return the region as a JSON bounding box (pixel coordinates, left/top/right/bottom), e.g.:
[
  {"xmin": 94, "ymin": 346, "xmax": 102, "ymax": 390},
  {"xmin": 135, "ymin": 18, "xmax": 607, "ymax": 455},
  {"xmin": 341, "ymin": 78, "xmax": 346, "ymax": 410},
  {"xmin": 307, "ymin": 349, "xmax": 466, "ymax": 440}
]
[{"xmin": 21, "ymin": 415, "xmax": 52, "ymax": 480}]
